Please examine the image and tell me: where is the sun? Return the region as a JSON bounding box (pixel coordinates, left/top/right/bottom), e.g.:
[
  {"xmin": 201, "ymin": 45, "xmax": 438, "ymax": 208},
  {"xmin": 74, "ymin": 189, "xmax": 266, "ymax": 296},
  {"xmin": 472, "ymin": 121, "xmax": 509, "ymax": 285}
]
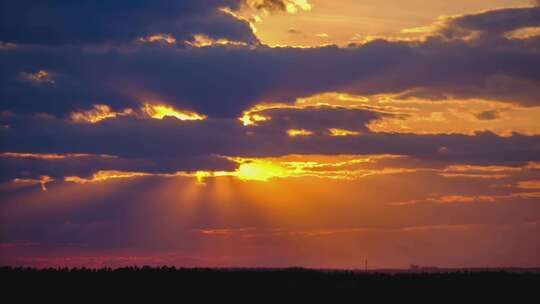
[{"xmin": 234, "ymin": 161, "xmax": 287, "ymax": 182}]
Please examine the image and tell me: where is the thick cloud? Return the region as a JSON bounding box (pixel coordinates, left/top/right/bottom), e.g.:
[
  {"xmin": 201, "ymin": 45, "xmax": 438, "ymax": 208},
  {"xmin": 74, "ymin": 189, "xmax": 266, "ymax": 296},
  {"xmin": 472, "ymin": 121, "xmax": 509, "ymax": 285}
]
[
  {"xmin": 2, "ymin": 36, "xmax": 540, "ymax": 119},
  {"xmin": 0, "ymin": 3, "xmax": 539, "ymax": 181},
  {"xmin": 0, "ymin": 0, "xmax": 257, "ymax": 46},
  {"xmin": 2, "ymin": 107, "xmax": 540, "ymax": 182},
  {"xmin": 2, "ymin": 4, "xmax": 540, "ymax": 119},
  {"xmin": 440, "ymin": 4, "xmax": 540, "ymax": 38}
]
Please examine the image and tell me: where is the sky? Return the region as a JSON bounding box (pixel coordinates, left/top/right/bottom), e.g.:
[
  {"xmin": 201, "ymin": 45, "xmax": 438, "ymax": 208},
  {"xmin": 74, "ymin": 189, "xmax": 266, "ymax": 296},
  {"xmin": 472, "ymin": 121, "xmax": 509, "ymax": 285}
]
[{"xmin": 0, "ymin": 0, "xmax": 539, "ymax": 269}]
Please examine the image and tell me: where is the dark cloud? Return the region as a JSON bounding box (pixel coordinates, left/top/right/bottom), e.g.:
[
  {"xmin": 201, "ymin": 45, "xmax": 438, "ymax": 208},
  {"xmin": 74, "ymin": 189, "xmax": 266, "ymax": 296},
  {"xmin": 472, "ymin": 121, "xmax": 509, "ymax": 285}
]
[
  {"xmin": 1, "ymin": 108, "xmax": 540, "ymax": 182},
  {"xmin": 2, "ymin": 4, "xmax": 540, "ymax": 120},
  {"xmin": 0, "ymin": 0, "xmax": 257, "ymax": 46},
  {"xmin": 439, "ymin": 4, "xmax": 540, "ymax": 38},
  {"xmin": 252, "ymin": 106, "xmax": 381, "ymax": 134},
  {"xmin": 0, "ymin": 3, "xmax": 540, "ymax": 183},
  {"xmin": 288, "ymin": 28, "xmax": 300, "ymax": 34},
  {"xmin": 0, "ymin": 153, "xmax": 235, "ymax": 183},
  {"xmin": 475, "ymin": 110, "xmax": 500, "ymax": 121},
  {"xmin": 2, "ymin": 35, "xmax": 539, "ymax": 119}
]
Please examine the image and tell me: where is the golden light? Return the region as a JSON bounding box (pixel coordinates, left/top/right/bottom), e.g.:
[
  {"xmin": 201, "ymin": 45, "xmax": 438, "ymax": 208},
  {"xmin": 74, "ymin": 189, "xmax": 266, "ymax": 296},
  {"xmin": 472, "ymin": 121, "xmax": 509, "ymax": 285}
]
[
  {"xmin": 142, "ymin": 103, "xmax": 207, "ymax": 121},
  {"xmin": 239, "ymin": 113, "xmax": 270, "ymax": 126},
  {"xmin": 55, "ymin": 154, "xmax": 413, "ymax": 186},
  {"xmin": 287, "ymin": 129, "xmax": 314, "ymax": 137},
  {"xmin": 238, "ymin": 103, "xmax": 296, "ymax": 126},
  {"xmin": 285, "ymin": 0, "xmax": 312, "ymax": 14},
  {"xmin": 185, "ymin": 34, "xmax": 249, "ymax": 48},
  {"xmin": 328, "ymin": 128, "xmax": 360, "ymax": 137},
  {"xmin": 217, "ymin": 154, "xmax": 405, "ymax": 182},
  {"xmin": 194, "ymin": 171, "xmax": 212, "ymax": 184}
]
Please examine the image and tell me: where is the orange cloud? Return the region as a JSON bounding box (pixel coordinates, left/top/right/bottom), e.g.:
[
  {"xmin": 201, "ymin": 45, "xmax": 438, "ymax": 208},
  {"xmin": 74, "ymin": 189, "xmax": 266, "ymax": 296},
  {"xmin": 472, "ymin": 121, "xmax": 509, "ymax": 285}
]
[
  {"xmin": 504, "ymin": 27, "xmax": 540, "ymax": 40},
  {"xmin": 518, "ymin": 180, "xmax": 540, "ymax": 189},
  {"xmin": 70, "ymin": 105, "xmax": 134, "ymax": 123},
  {"xmin": 185, "ymin": 34, "xmax": 249, "ymax": 48},
  {"xmin": 138, "ymin": 33, "xmax": 177, "ymax": 45},
  {"xmin": 393, "ymin": 191, "xmax": 540, "ymax": 206},
  {"xmin": 71, "ymin": 103, "xmax": 206, "ymax": 123},
  {"xmin": 14, "ymin": 175, "xmax": 53, "ymax": 191},
  {"xmin": 292, "ymin": 92, "xmax": 540, "ymax": 136}
]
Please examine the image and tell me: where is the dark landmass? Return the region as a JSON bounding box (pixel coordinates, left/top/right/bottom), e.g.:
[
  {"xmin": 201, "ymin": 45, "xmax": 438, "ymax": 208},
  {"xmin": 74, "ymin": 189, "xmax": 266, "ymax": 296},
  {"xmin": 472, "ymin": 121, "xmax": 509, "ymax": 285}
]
[{"xmin": 2, "ymin": 266, "xmax": 539, "ymax": 297}]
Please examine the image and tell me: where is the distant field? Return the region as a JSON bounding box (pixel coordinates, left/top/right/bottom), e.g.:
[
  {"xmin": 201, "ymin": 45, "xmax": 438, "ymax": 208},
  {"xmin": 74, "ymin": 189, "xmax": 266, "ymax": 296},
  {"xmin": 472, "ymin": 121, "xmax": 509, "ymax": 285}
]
[{"xmin": 2, "ymin": 267, "xmax": 539, "ymax": 293}]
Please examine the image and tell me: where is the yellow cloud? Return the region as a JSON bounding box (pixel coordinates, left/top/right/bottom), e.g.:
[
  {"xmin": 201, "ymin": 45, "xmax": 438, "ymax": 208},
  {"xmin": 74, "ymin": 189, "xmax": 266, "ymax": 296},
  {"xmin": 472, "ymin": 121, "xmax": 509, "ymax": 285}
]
[
  {"xmin": 239, "ymin": 113, "xmax": 270, "ymax": 126},
  {"xmin": 287, "ymin": 129, "xmax": 314, "ymax": 137},
  {"xmin": 71, "ymin": 103, "xmax": 206, "ymax": 123},
  {"xmin": 142, "ymin": 103, "xmax": 207, "ymax": 121},
  {"xmin": 234, "ymin": 160, "xmax": 288, "ymax": 181},
  {"xmin": 518, "ymin": 180, "xmax": 540, "ymax": 189},
  {"xmin": 328, "ymin": 128, "xmax": 360, "ymax": 137}
]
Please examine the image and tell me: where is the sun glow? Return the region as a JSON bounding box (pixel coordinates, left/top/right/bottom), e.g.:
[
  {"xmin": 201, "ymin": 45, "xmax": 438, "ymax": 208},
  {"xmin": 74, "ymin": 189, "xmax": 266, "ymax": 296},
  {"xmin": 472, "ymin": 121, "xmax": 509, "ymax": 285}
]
[
  {"xmin": 233, "ymin": 161, "xmax": 288, "ymax": 181},
  {"xmin": 240, "ymin": 113, "xmax": 270, "ymax": 126},
  {"xmin": 217, "ymin": 154, "xmax": 405, "ymax": 182},
  {"xmin": 287, "ymin": 129, "xmax": 314, "ymax": 137},
  {"xmin": 142, "ymin": 103, "xmax": 207, "ymax": 121}
]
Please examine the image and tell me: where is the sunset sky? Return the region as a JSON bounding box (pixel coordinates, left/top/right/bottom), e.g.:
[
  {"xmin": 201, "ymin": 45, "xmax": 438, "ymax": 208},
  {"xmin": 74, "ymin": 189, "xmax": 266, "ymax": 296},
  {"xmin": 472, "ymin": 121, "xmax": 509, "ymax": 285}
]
[{"xmin": 1, "ymin": 0, "xmax": 540, "ymax": 269}]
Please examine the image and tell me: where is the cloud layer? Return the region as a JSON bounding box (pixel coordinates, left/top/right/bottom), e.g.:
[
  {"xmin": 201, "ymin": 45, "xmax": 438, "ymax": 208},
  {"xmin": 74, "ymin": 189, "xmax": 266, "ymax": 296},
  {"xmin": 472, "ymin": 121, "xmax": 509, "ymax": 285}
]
[{"xmin": 1, "ymin": 1, "xmax": 539, "ymax": 268}]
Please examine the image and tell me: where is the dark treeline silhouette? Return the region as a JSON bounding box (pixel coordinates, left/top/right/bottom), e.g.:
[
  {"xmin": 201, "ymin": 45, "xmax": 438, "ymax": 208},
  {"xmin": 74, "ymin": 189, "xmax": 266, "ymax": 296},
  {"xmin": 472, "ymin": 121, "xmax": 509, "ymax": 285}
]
[{"xmin": 2, "ymin": 266, "xmax": 539, "ymax": 297}]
